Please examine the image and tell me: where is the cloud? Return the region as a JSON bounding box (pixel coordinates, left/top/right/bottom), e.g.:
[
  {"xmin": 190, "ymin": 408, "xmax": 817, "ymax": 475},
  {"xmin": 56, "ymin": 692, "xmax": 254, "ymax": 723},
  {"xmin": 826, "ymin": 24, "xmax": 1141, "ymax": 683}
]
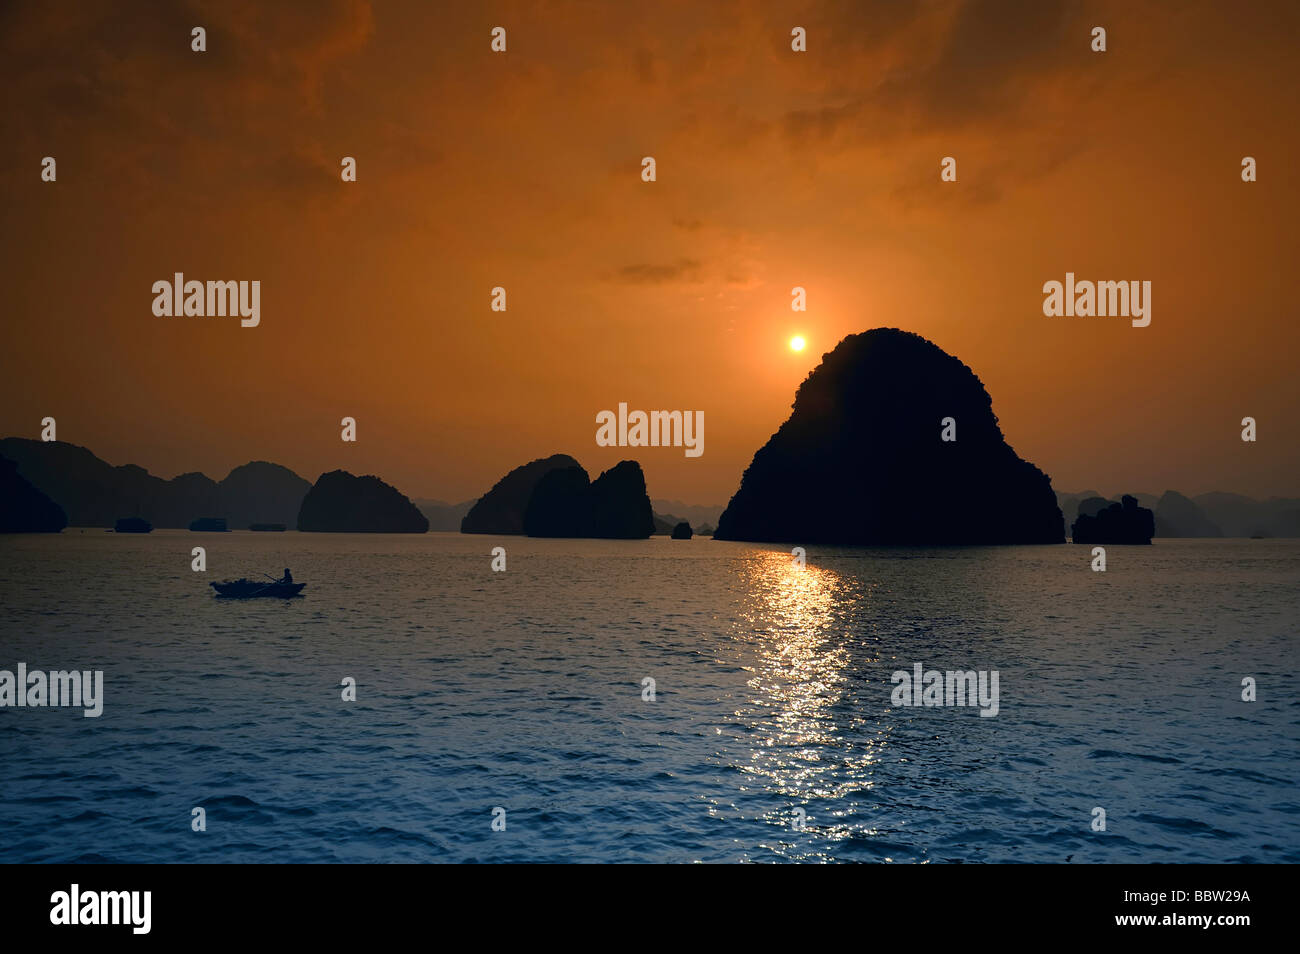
[
  {"xmin": 0, "ymin": 0, "xmax": 375, "ymax": 202},
  {"xmin": 772, "ymin": 0, "xmax": 1096, "ymax": 151},
  {"xmin": 612, "ymin": 259, "xmax": 703, "ymax": 284}
]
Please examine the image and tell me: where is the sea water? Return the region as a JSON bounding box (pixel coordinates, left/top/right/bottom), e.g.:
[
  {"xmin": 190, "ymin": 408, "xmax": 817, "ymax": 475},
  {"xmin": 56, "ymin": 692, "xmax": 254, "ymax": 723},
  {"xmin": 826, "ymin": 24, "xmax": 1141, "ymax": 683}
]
[{"xmin": 0, "ymin": 531, "xmax": 1295, "ymax": 863}]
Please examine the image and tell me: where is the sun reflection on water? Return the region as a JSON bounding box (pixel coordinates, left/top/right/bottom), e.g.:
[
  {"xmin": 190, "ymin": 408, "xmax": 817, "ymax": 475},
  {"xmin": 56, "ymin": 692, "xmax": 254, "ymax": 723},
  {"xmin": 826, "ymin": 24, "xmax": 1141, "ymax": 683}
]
[{"xmin": 717, "ymin": 549, "xmax": 893, "ymax": 860}]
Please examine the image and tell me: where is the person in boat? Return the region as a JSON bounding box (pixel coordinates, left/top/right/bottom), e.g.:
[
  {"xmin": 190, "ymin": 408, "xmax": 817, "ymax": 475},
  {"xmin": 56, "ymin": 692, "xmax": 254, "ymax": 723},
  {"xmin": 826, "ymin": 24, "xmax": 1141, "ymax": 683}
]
[{"xmin": 281, "ymin": 567, "xmax": 293, "ymax": 584}]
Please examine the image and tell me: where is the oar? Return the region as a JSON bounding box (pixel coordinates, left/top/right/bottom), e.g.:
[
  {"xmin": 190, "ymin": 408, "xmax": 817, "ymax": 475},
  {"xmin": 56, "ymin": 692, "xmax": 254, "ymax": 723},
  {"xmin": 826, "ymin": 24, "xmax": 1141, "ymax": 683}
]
[
  {"xmin": 257, "ymin": 572, "xmax": 298, "ymax": 596},
  {"xmin": 247, "ymin": 574, "xmax": 292, "ymax": 596}
]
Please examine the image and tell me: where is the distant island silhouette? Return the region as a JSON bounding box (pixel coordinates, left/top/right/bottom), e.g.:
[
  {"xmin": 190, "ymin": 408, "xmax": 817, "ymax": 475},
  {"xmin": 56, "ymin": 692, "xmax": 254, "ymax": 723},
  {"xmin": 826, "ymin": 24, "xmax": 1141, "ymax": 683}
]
[
  {"xmin": 1, "ymin": 435, "xmax": 1294, "ymax": 539},
  {"xmin": 1055, "ymin": 489, "xmax": 1299, "ymax": 538},
  {"xmin": 650, "ymin": 499, "xmax": 724, "ymax": 530},
  {"xmin": 297, "ymin": 470, "xmax": 429, "ymax": 533},
  {"xmin": 0, "ymin": 455, "xmax": 67, "ymax": 532},
  {"xmin": 0, "ymin": 439, "xmax": 308, "ymax": 529},
  {"xmin": 413, "ymin": 497, "xmax": 477, "ymax": 531},
  {"xmin": 714, "ymin": 329, "xmax": 1065, "ymax": 544},
  {"xmin": 1155, "ymin": 490, "xmax": 1223, "ymax": 537},
  {"xmin": 1070, "ymin": 495, "xmax": 1155, "ymax": 544}
]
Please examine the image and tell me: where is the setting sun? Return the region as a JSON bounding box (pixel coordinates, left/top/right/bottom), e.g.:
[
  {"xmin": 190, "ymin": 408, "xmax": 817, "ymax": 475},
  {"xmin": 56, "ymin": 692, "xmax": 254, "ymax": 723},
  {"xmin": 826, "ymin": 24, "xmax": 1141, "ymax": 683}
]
[{"xmin": 789, "ymin": 335, "xmax": 806, "ymax": 352}]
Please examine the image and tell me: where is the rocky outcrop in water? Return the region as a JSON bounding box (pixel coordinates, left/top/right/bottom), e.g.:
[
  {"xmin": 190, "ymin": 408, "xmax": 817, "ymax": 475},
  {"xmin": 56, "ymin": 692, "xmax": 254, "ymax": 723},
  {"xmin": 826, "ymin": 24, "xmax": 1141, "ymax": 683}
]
[
  {"xmin": 0, "ymin": 455, "xmax": 67, "ymax": 532},
  {"xmin": 297, "ymin": 470, "xmax": 429, "ymax": 532},
  {"xmin": 461, "ymin": 454, "xmax": 581, "ymax": 534},
  {"xmin": 714, "ymin": 328, "xmax": 1064, "ymax": 544},
  {"xmin": 523, "ymin": 466, "xmax": 595, "ymax": 537},
  {"xmin": 589, "ymin": 461, "xmax": 656, "ymax": 538},
  {"xmin": 1071, "ymin": 495, "xmax": 1154, "ymax": 544},
  {"xmin": 522, "ymin": 460, "xmax": 655, "ymax": 538},
  {"xmin": 670, "ymin": 521, "xmax": 692, "ymax": 539}
]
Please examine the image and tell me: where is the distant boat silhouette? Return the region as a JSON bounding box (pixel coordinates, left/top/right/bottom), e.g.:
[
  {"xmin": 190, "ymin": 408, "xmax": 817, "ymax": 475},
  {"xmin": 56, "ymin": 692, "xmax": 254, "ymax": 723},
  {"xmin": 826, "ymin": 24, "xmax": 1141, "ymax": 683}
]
[
  {"xmin": 248, "ymin": 523, "xmax": 286, "ymax": 532},
  {"xmin": 114, "ymin": 517, "xmax": 152, "ymax": 533}
]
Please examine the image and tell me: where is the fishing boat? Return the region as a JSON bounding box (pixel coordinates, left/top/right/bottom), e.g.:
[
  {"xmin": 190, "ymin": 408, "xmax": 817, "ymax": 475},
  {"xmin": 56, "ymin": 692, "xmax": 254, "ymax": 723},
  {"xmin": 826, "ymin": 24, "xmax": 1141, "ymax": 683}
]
[
  {"xmin": 210, "ymin": 578, "xmax": 305, "ymax": 598},
  {"xmin": 189, "ymin": 517, "xmax": 229, "ymax": 531}
]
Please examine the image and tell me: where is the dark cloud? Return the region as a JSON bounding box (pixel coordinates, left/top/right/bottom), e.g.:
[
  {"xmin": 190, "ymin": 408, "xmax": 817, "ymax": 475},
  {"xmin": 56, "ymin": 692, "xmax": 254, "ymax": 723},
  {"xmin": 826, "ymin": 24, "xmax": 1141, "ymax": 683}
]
[
  {"xmin": 0, "ymin": 0, "xmax": 374, "ymax": 197},
  {"xmin": 776, "ymin": 0, "xmax": 1090, "ymax": 149},
  {"xmin": 613, "ymin": 259, "xmax": 702, "ymax": 284},
  {"xmin": 914, "ymin": 0, "xmax": 1080, "ymax": 124}
]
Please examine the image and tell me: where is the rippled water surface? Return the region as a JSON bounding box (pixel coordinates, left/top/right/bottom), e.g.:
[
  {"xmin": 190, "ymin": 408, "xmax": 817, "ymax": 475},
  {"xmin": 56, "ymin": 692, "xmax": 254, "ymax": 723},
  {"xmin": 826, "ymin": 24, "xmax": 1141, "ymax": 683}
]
[{"xmin": 0, "ymin": 531, "xmax": 1296, "ymax": 863}]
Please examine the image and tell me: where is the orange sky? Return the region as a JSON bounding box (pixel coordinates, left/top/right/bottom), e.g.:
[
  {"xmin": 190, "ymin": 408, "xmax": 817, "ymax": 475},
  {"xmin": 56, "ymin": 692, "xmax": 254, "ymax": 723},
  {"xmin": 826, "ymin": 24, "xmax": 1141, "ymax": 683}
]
[{"xmin": 1, "ymin": 0, "xmax": 1296, "ymax": 504}]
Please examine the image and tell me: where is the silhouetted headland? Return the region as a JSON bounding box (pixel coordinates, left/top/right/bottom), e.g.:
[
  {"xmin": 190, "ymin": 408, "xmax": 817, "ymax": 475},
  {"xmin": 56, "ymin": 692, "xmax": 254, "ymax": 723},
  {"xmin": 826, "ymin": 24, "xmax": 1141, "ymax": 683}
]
[{"xmin": 713, "ymin": 328, "xmax": 1064, "ymax": 544}]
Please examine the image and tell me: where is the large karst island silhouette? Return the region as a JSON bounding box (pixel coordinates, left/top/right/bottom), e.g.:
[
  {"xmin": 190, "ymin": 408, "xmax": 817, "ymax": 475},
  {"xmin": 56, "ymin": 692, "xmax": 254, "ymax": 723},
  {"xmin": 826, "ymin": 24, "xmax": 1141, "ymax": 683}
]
[{"xmin": 713, "ymin": 328, "xmax": 1066, "ymax": 545}]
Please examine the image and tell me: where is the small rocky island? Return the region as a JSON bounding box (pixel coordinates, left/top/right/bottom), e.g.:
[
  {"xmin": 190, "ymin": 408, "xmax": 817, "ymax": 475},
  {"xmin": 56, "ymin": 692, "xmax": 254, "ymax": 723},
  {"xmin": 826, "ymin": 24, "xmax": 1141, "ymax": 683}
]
[
  {"xmin": 670, "ymin": 521, "xmax": 692, "ymax": 539},
  {"xmin": 714, "ymin": 328, "xmax": 1064, "ymax": 544},
  {"xmin": 297, "ymin": 470, "xmax": 429, "ymax": 532},
  {"xmin": 1071, "ymin": 495, "xmax": 1155, "ymax": 544}
]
